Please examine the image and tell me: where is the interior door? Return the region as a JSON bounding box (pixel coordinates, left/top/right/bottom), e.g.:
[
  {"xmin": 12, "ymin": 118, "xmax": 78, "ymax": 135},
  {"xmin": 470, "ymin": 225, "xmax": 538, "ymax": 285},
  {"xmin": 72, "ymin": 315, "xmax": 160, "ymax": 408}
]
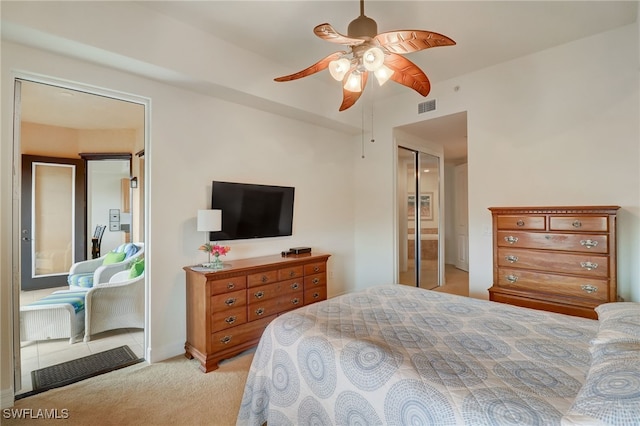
[
  {"xmin": 397, "ymin": 147, "xmax": 441, "ymax": 289},
  {"xmin": 21, "ymin": 155, "xmax": 86, "ymax": 290},
  {"xmin": 454, "ymin": 163, "xmax": 469, "ymax": 271}
]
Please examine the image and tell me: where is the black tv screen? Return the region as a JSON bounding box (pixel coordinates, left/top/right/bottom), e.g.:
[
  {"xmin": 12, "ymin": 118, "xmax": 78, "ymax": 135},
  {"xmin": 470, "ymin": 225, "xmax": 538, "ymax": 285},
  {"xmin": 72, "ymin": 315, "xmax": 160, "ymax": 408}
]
[{"xmin": 210, "ymin": 181, "xmax": 295, "ymax": 241}]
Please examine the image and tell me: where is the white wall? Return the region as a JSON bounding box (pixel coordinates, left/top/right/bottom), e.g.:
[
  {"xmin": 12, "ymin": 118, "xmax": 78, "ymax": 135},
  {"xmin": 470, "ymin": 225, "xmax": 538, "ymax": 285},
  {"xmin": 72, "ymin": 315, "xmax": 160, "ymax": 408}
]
[
  {"xmin": 358, "ymin": 23, "xmax": 639, "ymax": 302},
  {"xmin": 1, "ymin": 0, "xmax": 638, "ymax": 409},
  {"xmin": 0, "ymin": 41, "xmax": 356, "ymax": 405}
]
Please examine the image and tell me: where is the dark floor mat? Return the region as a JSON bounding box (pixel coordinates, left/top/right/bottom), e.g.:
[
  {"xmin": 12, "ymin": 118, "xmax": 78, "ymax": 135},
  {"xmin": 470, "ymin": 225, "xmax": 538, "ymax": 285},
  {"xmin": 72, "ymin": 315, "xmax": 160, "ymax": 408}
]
[{"xmin": 26, "ymin": 345, "xmax": 142, "ymax": 396}]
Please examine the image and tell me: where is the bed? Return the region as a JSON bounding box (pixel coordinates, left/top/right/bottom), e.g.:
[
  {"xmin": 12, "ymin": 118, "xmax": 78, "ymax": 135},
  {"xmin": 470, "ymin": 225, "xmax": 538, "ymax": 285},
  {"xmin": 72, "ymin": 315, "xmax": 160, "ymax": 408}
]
[{"xmin": 237, "ymin": 284, "xmax": 640, "ymax": 425}]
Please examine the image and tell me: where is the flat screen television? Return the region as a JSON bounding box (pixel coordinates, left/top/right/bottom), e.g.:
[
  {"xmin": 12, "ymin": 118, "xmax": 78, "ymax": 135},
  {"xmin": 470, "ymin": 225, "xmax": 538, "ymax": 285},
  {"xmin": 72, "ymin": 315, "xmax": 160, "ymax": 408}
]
[{"xmin": 210, "ymin": 181, "xmax": 295, "ymax": 241}]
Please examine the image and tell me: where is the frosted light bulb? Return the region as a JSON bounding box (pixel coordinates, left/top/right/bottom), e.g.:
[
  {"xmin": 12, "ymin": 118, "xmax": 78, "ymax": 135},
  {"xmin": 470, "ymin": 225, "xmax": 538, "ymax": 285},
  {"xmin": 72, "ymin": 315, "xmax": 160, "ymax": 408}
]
[
  {"xmin": 329, "ymin": 58, "xmax": 351, "ymax": 81},
  {"xmin": 344, "ymin": 72, "xmax": 362, "ymax": 92},
  {"xmin": 362, "ymin": 47, "xmax": 385, "ymax": 71},
  {"xmin": 374, "ymin": 65, "xmax": 394, "ymax": 85}
]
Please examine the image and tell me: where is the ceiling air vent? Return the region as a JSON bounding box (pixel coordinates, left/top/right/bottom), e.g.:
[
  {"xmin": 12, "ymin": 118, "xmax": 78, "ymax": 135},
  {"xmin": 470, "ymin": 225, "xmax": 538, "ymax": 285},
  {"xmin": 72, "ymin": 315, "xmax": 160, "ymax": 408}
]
[{"xmin": 418, "ymin": 99, "xmax": 436, "ymax": 114}]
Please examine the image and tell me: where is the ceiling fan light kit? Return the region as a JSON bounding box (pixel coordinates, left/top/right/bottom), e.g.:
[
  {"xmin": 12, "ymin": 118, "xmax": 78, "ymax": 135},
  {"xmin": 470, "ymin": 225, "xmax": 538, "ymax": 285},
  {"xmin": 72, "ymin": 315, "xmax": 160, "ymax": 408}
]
[{"xmin": 274, "ymin": 0, "xmax": 455, "ymax": 111}]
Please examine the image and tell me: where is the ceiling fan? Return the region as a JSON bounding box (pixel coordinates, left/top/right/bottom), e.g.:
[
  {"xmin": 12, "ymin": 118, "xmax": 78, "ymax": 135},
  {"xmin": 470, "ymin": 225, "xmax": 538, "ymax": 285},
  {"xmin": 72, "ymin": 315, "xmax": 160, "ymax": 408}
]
[{"xmin": 274, "ymin": 0, "xmax": 456, "ymax": 111}]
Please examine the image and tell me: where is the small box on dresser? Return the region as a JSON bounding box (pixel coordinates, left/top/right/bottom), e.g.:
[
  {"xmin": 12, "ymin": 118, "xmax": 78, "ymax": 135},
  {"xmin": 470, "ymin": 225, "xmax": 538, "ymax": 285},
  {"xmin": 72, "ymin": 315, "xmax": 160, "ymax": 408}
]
[
  {"xmin": 488, "ymin": 206, "xmax": 619, "ymax": 319},
  {"xmin": 183, "ymin": 252, "xmax": 330, "ymax": 372}
]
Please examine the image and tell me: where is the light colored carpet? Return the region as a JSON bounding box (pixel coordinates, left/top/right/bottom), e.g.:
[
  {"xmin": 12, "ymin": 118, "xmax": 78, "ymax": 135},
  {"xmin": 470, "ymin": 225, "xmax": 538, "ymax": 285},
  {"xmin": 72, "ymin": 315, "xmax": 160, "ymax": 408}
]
[
  {"xmin": 5, "ymin": 275, "xmax": 469, "ymax": 425},
  {"xmin": 4, "ymin": 350, "xmax": 254, "ymax": 426}
]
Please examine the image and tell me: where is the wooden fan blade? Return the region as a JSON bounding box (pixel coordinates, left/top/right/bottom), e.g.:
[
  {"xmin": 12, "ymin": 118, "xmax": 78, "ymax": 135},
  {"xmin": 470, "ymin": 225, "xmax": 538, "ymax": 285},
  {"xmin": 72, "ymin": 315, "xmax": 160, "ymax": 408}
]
[
  {"xmin": 375, "ymin": 30, "xmax": 455, "ymax": 54},
  {"xmin": 384, "ymin": 53, "xmax": 431, "ymax": 97},
  {"xmin": 274, "ymin": 51, "xmax": 346, "ymax": 82},
  {"xmin": 314, "ymin": 23, "xmax": 366, "ymax": 46},
  {"xmin": 339, "ymin": 72, "xmax": 368, "ymax": 111}
]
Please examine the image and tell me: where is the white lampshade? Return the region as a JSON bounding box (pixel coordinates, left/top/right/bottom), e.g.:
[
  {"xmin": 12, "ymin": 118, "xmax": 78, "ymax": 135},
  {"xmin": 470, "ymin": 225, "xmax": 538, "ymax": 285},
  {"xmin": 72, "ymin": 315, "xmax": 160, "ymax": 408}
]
[
  {"xmin": 374, "ymin": 65, "xmax": 394, "ymax": 86},
  {"xmin": 197, "ymin": 209, "xmax": 222, "ymax": 232},
  {"xmin": 329, "ymin": 58, "xmax": 351, "ymax": 81},
  {"xmin": 362, "ymin": 47, "xmax": 385, "ymax": 71},
  {"xmin": 343, "ymin": 71, "xmax": 363, "ymax": 93}
]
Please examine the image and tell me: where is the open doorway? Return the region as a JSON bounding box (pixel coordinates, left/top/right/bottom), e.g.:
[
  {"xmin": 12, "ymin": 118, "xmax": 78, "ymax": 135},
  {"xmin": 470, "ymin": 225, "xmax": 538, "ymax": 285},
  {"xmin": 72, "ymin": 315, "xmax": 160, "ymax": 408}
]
[
  {"xmin": 396, "ymin": 112, "xmax": 469, "ymax": 296},
  {"xmin": 13, "ymin": 78, "xmax": 147, "ymax": 396}
]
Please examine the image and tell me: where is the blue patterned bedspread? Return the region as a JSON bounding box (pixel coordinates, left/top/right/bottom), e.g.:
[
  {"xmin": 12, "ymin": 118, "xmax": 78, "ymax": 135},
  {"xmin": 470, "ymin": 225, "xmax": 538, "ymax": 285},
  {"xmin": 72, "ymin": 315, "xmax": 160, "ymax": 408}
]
[{"xmin": 237, "ymin": 285, "xmax": 599, "ymax": 425}]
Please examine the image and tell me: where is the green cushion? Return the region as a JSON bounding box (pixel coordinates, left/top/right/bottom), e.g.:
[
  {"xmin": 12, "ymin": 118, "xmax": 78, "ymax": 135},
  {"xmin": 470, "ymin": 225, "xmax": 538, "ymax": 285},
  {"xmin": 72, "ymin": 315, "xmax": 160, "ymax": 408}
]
[
  {"xmin": 103, "ymin": 251, "xmax": 126, "ymax": 265},
  {"xmin": 129, "ymin": 258, "xmax": 144, "ymax": 279}
]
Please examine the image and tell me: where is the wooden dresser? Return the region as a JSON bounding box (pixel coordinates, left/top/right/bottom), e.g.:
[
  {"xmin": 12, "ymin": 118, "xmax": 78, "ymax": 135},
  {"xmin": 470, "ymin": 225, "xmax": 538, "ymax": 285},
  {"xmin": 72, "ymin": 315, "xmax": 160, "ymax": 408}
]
[
  {"xmin": 183, "ymin": 252, "xmax": 330, "ymax": 372},
  {"xmin": 488, "ymin": 206, "xmax": 619, "ymax": 319}
]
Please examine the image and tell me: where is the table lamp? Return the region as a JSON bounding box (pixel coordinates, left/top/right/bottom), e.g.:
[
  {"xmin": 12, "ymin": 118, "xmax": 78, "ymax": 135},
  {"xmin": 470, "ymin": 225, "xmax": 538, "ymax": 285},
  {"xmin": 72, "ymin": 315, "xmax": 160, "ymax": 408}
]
[{"xmin": 197, "ymin": 209, "xmax": 222, "ymax": 265}]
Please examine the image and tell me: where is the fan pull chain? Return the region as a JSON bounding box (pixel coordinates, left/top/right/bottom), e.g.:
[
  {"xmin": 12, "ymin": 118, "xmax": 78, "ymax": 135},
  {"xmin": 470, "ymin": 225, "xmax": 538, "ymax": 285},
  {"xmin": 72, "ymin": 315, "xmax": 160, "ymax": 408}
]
[
  {"xmin": 361, "ymin": 76, "xmax": 376, "ymax": 159},
  {"xmin": 361, "ymin": 101, "xmax": 365, "ymax": 158}
]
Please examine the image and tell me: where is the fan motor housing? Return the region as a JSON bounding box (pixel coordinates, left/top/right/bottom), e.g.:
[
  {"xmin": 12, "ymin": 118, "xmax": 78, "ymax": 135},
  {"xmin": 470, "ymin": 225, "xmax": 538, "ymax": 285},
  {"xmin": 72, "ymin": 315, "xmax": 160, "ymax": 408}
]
[{"xmin": 348, "ymin": 15, "xmax": 377, "ymax": 39}]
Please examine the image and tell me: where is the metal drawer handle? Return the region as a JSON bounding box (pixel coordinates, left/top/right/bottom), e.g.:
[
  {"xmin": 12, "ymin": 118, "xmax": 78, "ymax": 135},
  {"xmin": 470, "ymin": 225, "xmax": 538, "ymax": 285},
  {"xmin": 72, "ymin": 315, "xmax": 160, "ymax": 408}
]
[
  {"xmin": 254, "ymin": 291, "xmax": 265, "ymax": 299},
  {"xmin": 255, "ymin": 307, "xmax": 265, "ymax": 316},
  {"xmin": 291, "ymin": 282, "xmax": 300, "ymax": 290},
  {"xmin": 313, "ymin": 266, "xmax": 320, "ymax": 273},
  {"xmin": 224, "ymin": 297, "xmax": 236, "ymax": 306},
  {"xmin": 312, "ymin": 292, "xmax": 320, "ymax": 299},
  {"xmin": 312, "ymin": 278, "xmax": 320, "ymax": 285},
  {"xmin": 261, "ymin": 275, "xmax": 269, "ymax": 283},
  {"xmin": 516, "ymin": 220, "xmax": 525, "ymax": 227},
  {"xmin": 581, "ymin": 285, "xmax": 598, "ymax": 294},
  {"xmin": 580, "ymin": 261, "xmax": 599, "ymax": 271},
  {"xmin": 220, "ymin": 335, "xmax": 232, "ymax": 344},
  {"xmin": 573, "ymin": 220, "xmax": 582, "ymax": 228},
  {"xmin": 291, "ymin": 298, "xmax": 300, "ymax": 305},
  {"xmin": 505, "ymin": 255, "xmax": 519, "ymax": 263},
  {"xmin": 225, "ymin": 316, "xmax": 237, "ymax": 325},
  {"xmin": 506, "ymin": 275, "xmax": 518, "ymax": 283},
  {"xmin": 580, "ymin": 239, "xmax": 598, "ymax": 249},
  {"xmin": 289, "ymin": 270, "xmax": 296, "ymax": 277},
  {"xmin": 227, "ymin": 282, "xmax": 235, "ymax": 290},
  {"xmin": 504, "ymin": 236, "xmax": 518, "ymax": 244}
]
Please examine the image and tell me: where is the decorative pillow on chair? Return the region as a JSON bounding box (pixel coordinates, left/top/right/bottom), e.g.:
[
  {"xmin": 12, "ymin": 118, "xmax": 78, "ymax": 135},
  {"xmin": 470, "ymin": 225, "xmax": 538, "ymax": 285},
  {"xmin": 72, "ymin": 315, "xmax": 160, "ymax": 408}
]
[
  {"xmin": 592, "ymin": 302, "xmax": 640, "ymax": 345},
  {"xmin": 103, "ymin": 251, "xmax": 126, "ymax": 265},
  {"xmin": 129, "ymin": 258, "xmax": 144, "ymax": 279}
]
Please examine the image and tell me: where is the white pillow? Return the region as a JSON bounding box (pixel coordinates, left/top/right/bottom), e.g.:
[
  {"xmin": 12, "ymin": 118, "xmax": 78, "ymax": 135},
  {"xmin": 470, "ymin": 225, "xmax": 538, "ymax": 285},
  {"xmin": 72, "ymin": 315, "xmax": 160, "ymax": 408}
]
[{"xmin": 591, "ymin": 302, "xmax": 640, "ymax": 345}]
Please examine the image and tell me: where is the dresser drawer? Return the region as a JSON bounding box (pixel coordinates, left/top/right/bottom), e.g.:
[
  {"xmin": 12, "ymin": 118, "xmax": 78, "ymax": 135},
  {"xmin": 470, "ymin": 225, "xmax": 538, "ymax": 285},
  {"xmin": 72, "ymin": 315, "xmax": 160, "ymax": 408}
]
[
  {"xmin": 304, "ymin": 273, "xmax": 326, "ymax": 289},
  {"xmin": 497, "ymin": 248, "xmax": 609, "ymax": 277},
  {"xmin": 248, "ymin": 291, "xmax": 303, "ymax": 321},
  {"xmin": 247, "ymin": 269, "xmax": 278, "ymax": 287},
  {"xmin": 497, "ymin": 231, "xmax": 608, "ymax": 253},
  {"xmin": 210, "ymin": 275, "xmax": 247, "ymax": 294},
  {"xmin": 211, "ymin": 289, "xmax": 246, "ymax": 310},
  {"xmin": 278, "ymin": 266, "xmax": 304, "ymax": 281},
  {"xmin": 210, "ymin": 315, "xmax": 275, "ymax": 353},
  {"xmin": 497, "ymin": 268, "xmax": 608, "ymax": 302},
  {"xmin": 304, "ymin": 262, "xmax": 326, "ymax": 275},
  {"xmin": 497, "ymin": 215, "xmax": 546, "ymax": 230},
  {"xmin": 549, "ymin": 216, "xmax": 608, "ymax": 232},
  {"xmin": 304, "ymin": 286, "xmax": 327, "ymax": 305},
  {"xmin": 248, "ymin": 278, "xmax": 303, "ymax": 302},
  {"xmin": 211, "ymin": 306, "xmax": 247, "ymax": 332}
]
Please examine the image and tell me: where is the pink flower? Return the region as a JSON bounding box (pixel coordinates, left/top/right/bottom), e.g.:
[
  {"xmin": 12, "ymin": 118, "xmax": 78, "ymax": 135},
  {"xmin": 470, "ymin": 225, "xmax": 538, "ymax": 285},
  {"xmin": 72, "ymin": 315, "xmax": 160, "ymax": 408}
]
[{"xmin": 199, "ymin": 243, "xmax": 231, "ymax": 256}]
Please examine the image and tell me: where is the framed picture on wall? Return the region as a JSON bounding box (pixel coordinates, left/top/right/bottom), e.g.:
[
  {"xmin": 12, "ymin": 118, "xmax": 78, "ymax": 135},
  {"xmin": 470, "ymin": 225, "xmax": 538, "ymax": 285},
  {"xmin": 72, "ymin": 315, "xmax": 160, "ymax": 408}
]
[{"xmin": 408, "ymin": 192, "xmax": 433, "ymax": 220}]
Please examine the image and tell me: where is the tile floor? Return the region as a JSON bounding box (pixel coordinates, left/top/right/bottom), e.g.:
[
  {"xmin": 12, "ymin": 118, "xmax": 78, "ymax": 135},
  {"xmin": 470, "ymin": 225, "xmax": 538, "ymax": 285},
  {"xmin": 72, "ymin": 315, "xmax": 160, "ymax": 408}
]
[{"xmin": 18, "ymin": 286, "xmax": 145, "ymax": 394}]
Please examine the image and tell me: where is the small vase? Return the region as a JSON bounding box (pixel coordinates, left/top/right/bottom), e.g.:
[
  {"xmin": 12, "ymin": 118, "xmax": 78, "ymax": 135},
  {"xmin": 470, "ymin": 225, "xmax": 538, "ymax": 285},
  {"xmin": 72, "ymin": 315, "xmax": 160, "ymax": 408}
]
[{"xmin": 210, "ymin": 253, "xmax": 224, "ymax": 270}]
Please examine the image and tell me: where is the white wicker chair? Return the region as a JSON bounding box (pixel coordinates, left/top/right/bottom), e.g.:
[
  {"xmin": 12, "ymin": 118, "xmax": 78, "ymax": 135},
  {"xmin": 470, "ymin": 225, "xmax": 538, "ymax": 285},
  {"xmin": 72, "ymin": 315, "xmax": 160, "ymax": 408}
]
[
  {"xmin": 20, "ymin": 291, "xmax": 86, "ymax": 344},
  {"xmin": 68, "ymin": 242, "xmax": 144, "ymax": 291},
  {"xmin": 83, "ymin": 270, "xmax": 144, "ymax": 342}
]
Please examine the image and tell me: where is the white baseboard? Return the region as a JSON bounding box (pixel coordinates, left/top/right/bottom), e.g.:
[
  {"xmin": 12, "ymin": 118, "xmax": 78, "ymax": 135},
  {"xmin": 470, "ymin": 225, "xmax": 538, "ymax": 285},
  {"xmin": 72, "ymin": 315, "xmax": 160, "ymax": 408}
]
[{"xmin": 0, "ymin": 386, "xmax": 15, "ymax": 409}]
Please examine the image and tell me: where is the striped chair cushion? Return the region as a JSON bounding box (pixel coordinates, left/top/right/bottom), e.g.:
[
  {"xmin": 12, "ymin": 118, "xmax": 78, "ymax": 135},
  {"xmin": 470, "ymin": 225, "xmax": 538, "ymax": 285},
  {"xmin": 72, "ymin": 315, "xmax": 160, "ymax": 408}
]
[
  {"xmin": 67, "ymin": 272, "xmax": 94, "ymax": 288},
  {"xmin": 27, "ymin": 291, "xmax": 86, "ymax": 313}
]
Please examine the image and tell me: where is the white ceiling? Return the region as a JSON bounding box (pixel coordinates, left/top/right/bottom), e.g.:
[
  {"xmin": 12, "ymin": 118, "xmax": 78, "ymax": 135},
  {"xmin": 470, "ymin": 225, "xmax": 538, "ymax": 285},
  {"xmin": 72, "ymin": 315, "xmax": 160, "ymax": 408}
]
[{"xmin": 15, "ymin": 1, "xmax": 636, "ymax": 164}]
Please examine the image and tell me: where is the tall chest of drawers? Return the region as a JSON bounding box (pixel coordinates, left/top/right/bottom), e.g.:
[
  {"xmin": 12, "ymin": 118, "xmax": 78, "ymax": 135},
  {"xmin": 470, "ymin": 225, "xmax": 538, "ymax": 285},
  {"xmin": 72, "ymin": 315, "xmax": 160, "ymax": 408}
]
[
  {"xmin": 184, "ymin": 253, "xmax": 330, "ymax": 372},
  {"xmin": 488, "ymin": 206, "xmax": 619, "ymax": 319}
]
